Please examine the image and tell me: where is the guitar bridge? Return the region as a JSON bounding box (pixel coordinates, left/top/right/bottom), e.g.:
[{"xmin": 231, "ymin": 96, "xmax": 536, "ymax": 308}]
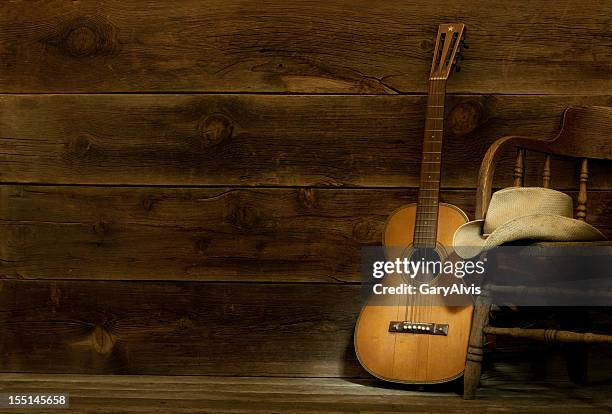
[{"xmin": 388, "ymin": 321, "xmax": 449, "ymax": 336}]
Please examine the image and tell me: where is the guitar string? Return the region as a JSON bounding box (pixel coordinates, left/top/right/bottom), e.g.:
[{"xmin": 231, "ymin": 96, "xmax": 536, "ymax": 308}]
[
  {"xmin": 422, "ymin": 78, "xmax": 437, "ymax": 324},
  {"xmin": 410, "ymin": 78, "xmax": 434, "ymax": 324},
  {"xmin": 422, "ymin": 79, "xmax": 442, "ymax": 321},
  {"xmin": 426, "ymin": 79, "xmax": 442, "ymax": 323},
  {"xmin": 408, "ymin": 78, "xmax": 424, "ymax": 323},
  {"xmin": 428, "ymin": 79, "xmax": 444, "ymax": 321},
  {"xmin": 409, "ymin": 77, "xmax": 444, "ymax": 325}
]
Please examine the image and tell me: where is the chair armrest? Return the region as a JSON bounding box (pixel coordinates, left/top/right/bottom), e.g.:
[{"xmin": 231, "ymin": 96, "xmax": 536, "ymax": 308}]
[{"xmin": 476, "ymin": 136, "xmax": 554, "ymax": 219}]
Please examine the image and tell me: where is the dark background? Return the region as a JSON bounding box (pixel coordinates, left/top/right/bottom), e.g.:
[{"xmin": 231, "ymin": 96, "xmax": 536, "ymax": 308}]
[{"xmin": 0, "ymin": 0, "xmax": 610, "ymax": 378}]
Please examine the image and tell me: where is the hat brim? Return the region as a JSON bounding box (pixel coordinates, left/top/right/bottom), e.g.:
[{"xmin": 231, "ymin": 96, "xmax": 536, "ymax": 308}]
[
  {"xmin": 453, "ymin": 214, "xmax": 607, "ymax": 259},
  {"xmin": 452, "ymin": 219, "xmax": 487, "ymax": 259}
]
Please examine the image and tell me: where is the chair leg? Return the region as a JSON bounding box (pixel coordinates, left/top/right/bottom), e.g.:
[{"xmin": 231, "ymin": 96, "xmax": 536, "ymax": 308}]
[
  {"xmin": 529, "ymin": 342, "xmax": 548, "ymax": 380},
  {"xmin": 566, "ymin": 343, "xmax": 589, "ymax": 384},
  {"xmin": 463, "ymin": 349, "xmax": 484, "ymax": 399},
  {"xmin": 561, "ymin": 307, "xmax": 590, "ymax": 384},
  {"xmin": 463, "ymin": 293, "xmax": 491, "ymax": 399}
]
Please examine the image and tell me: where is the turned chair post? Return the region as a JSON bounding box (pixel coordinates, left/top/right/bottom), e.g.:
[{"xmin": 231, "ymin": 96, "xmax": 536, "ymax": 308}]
[
  {"xmin": 577, "ymin": 158, "xmax": 588, "ymax": 221},
  {"xmin": 542, "ymin": 154, "xmax": 551, "ymax": 188},
  {"xmin": 463, "ymin": 292, "xmax": 491, "ymax": 399},
  {"xmin": 513, "ymin": 148, "xmax": 525, "ymax": 187}
]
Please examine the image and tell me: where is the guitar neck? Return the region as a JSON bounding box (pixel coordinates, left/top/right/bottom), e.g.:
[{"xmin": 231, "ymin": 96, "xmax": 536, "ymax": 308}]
[{"xmin": 414, "ymin": 78, "xmax": 447, "ymax": 248}]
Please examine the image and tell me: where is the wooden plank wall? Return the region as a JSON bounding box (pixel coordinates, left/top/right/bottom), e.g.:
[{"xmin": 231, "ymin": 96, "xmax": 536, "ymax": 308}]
[{"xmin": 0, "ymin": 0, "xmax": 610, "ymax": 376}]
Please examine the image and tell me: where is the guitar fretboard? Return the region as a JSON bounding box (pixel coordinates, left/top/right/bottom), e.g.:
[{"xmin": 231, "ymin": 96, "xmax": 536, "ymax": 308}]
[{"xmin": 414, "ymin": 79, "xmax": 446, "ymax": 248}]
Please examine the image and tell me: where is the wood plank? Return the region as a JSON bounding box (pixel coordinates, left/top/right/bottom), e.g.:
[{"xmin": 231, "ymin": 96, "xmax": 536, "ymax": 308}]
[
  {"xmin": 0, "ymin": 186, "xmax": 462, "ymax": 282},
  {"xmin": 1, "ymin": 94, "xmax": 610, "ymax": 187},
  {"xmin": 1, "ymin": 1, "xmax": 610, "ymax": 94},
  {"xmin": 0, "ymin": 280, "xmax": 365, "ymax": 377},
  {"xmin": 0, "ymin": 371, "xmax": 610, "ymax": 413},
  {"xmin": 0, "ymin": 186, "xmax": 610, "ymax": 283},
  {"xmin": 2, "ymin": 279, "xmax": 612, "ymax": 386}
]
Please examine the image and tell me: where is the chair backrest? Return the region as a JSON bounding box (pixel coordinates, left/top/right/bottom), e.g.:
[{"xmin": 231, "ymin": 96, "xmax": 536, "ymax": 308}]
[{"xmin": 510, "ymin": 106, "xmax": 612, "ymax": 222}]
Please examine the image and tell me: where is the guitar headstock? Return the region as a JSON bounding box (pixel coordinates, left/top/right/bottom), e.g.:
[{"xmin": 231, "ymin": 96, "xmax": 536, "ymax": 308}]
[{"xmin": 430, "ymin": 23, "xmax": 466, "ymax": 80}]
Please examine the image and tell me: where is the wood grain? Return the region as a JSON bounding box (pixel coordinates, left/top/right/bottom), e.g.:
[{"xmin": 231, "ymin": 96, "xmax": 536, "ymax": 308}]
[
  {"xmin": 1, "ymin": 373, "xmax": 611, "ymax": 413},
  {"xmin": 1, "ymin": 94, "xmax": 610, "ymax": 187},
  {"xmin": 0, "ymin": 280, "xmax": 365, "ymax": 377},
  {"xmin": 0, "ymin": 186, "xmax": 610, "ymax": 282},
  {"xmin": 2, "ymin": 280, "xmax": 612, "ymax": 384},
  {"xmin": 1, "ymin": 1, "xmax": 610, "ymax": 94},
  {"xmin": 0, "ymin": 186, "xmax": 460, "ymax": 282}
]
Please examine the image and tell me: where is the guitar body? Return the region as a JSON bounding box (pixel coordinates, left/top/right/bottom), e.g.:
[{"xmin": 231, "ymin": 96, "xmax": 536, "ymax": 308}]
[{"xmin": 354, "ymin": 203, "xmax": 473, "ymax": 383}]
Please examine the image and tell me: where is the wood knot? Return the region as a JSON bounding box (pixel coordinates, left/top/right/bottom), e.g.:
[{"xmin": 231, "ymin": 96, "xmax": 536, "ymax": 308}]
[
  {"xmin": 93, "ymin": 220, "xmax": 111, "ymax": 237},
  {"xmin": 49, "ymin": 283, "xmax": 62, "ymax": 307},
  {"xmin": 141, "ymin": 196, "xmax": 157, "ymax": 212},
  {"xmin": 225, "ymin": 204, "xmax": 262, "ymax": 230},
  {"xmin": 446, "ymin": 101, "xmax": 483, "ymax": 136},
  {"xmin": 91, "ymin": 326, "xmax": 115, "ymax": 355},
  {"xmin": 223, "ymin": 303, "xmax": 241, "ymax": 316},
  {"xmin": 352, "ymin": 220, "xmax": 378, "ymax": 243},
  {"xmin": 195, "ymin": 237, "xmax": 211, "ymax": 254},
  {"xmin": 197, "ymin": 114, "xmax": 233, "ymax": 146},
  {"xmin": 67, "ymin": 134, "xmax": 93, "ymax": 158},
  {"xmin": 177, "ymin": 317, "xmax": 194, "ymax": 331},
  {"xmin": 66, "ymin": 26, "xmax": 98, "ymax": 57},
  {"xmin": 297, "ymin": 188, "xmax": 316, "ymax": 209},
  {"xmin": 49, "ymin": 17, "xmax": 119, "ymax": 58}
]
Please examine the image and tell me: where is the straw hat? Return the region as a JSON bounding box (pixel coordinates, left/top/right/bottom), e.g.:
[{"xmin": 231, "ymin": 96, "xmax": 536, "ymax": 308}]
[{"xmin": 453, "ymin": 187, "xmax": 606, "ymax": 259}]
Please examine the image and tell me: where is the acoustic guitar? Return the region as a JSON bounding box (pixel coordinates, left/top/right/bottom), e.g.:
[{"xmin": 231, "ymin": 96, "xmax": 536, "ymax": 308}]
[{"xmin": 354, "ymin": 23, "xmax": 473, "ymax": 384}]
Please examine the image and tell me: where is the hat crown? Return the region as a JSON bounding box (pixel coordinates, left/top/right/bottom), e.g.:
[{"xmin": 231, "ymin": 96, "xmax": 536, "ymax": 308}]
[{"xmin": 483, "ymin": 187, "xmax": 574, "ymax": 234}]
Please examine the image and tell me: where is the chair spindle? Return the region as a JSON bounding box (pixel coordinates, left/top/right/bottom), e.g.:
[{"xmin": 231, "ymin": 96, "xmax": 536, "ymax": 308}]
[
  {"xmin": 513, "ymin": 148, "xmax": 525, "ymax": 187},
  {"xmin": 576, "ymin": 158, "xmax": 588, "ymax": 221},
  {"xmin": 542, "ymin": 154, "xmax": 551, "ymax": 188}
]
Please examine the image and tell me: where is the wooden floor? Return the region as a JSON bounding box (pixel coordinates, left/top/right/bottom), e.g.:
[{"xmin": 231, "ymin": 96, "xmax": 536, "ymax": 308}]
[{"xmin": 1, "ymin": 367, "xmax": 610, "ymax": 413}]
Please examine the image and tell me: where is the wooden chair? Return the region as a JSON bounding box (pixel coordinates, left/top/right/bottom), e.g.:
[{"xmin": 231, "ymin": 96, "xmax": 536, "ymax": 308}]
[{"xmin": 463, "ymin": 106, "xmax": 612, "ymax": 399}]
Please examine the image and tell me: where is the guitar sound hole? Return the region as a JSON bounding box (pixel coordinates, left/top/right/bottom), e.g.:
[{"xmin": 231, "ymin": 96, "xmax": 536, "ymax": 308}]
[{"xmin": 409, "ymin": 247, "xmax": 442, "ymax": 282}]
